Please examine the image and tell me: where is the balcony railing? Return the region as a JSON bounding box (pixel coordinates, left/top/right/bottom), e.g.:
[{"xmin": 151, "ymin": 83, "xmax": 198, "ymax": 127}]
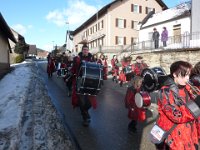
[
  {"xmin": 89, "ymin": 32, "xmax": 200, "ymax": 54},
  {"xmin": 131, "ymin": 32, "xmax": 200, "ymax": 52}
]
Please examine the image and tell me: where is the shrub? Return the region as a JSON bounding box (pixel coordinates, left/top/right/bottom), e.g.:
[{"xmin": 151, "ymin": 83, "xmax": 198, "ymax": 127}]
[{"xmin": 15, "ymin": 54, "xmax": 24, "ymax": 63}]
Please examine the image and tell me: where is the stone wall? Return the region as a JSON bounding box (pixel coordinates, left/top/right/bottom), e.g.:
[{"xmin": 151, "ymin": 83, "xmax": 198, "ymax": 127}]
[{"xmin": 130, "ymin": 48, "xmax": 200, "ymax": 74}]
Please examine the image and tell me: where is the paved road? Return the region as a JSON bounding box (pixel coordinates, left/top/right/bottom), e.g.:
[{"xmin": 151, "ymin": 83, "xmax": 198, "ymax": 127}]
[{"xmin": 36, "ymin": 60, "xmax": 158, "ymax": 150}]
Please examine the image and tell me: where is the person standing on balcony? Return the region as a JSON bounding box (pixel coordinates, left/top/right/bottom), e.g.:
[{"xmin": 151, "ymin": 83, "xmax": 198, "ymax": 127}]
[
  {"xmin": 161, "ymin": 27, "xmax": 168, "ymax": 47},
  {"xmin": 152, "ymin": 28, "xmax": 160, "ymax": 49}
]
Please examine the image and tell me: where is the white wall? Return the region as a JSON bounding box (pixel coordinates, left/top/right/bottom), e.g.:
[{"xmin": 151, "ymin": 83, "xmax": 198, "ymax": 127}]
[
  {"xmin": 0, "ymin": 34, "xmax": 9, "ymax": 63},
  {"xmin": 139, "ymin": 17, "xmax": 191, "ymax": 42},
  {"xmin": 192, "ymin": 0, "xmax": 200, "ymax": 33}
]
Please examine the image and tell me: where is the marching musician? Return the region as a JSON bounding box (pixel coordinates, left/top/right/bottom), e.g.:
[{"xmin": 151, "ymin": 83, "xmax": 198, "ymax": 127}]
[
  {"xmin": 152, "ymin": 61, "xmax": 199, "ymax": 150},
  {"xmin": 99, "ymin": 54, "xmax": 108, "ymax": 80},
  {"xmin": 111, "ymin": 55, "xmax": 119, "ymax": 82},
  {"xmin": 132, "ymin": 56, "xmax": 148, "ymax": 76},
  {"xmin": 190, "ymin": 62, "xmax": 200, "ymax": 89},
  {"xmin": 119, "ymin": 56, "xmax": 132, "ymax": 87},
  {"xmin": 47, "ymin": 57, "xmax": 55, "ymax": 78},
  {"xmin": 190, "ymin": 62, "xmax": 200, "ymax": 140},
  {"xmin": 124, "ymin": 76, "xmax": 146, "ymax": 133},
  {"xmin": 70, "ymin": 44, "xmax": 97, "ymax": 126}
]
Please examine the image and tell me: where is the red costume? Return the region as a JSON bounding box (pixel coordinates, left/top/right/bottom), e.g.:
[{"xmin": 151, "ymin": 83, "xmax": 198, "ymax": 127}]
[
  {"xmin": 111, "ymin": 58, "xmax": 119, "ymax": 77},
  {"xmin": 132, "ymin": 62, "xmax": 148, "ymax": 76},
  {"xmin": 156, "ymin": 79, "xmax": 198, "ymax": 150},
  {"xmin": 101, "ymin": 59, "xmax": 108, "ymax": 80},
  {"xmin": 124, "ymin": 86, "xmax": 146, "ymax": 121},
  {"xmin": 47, "ymin": 58, "xmax": 55, "ymax": 77}
]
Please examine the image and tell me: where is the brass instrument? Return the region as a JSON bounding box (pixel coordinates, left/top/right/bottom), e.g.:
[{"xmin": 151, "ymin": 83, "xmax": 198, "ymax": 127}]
[{"xmin": 186, "ymin": 81, "xmax": 200, "ymax": 99}]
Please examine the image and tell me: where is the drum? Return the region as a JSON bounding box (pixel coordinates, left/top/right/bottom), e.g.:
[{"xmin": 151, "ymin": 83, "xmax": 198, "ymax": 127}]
[
  {"xmin": 76, "ymin": 61, "xmax": 103, "ymax": 96},
  {"xmin": 123, "ymin": 65, "xmax": 132, "ymax": 75},
  {"xmin": 60, "ymin": 68, "xmax": 67, "ymax": 77},
  {"xmin": 141, "ymin": 67, "xmax": 167, "ymax": 92},
  {"xmin": 135, "ymin": 91, "xmax": 151, "ymax": 108}
]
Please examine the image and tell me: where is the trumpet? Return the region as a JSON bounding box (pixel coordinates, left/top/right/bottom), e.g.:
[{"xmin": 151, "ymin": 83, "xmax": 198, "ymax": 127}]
[{"xmin": 186, "ymin": 81, "xmax": 200, "ymax": 100}]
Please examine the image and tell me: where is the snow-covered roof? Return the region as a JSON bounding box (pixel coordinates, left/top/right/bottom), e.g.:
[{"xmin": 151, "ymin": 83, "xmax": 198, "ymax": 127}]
[{"xmin": 141, "ymin": 1, "xmax": 191, "ymax": 28}]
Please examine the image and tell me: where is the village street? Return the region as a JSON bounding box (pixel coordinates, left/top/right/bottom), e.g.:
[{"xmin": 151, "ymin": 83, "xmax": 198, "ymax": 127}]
[{"xmin": 0, "ymin": 59, "xmax": 160, "ymax": 150}]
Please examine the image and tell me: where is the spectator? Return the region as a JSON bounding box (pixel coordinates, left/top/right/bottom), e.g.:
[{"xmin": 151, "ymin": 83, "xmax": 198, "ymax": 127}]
[
  {"xmin": 152, "ymin": 28, "xmax": 160, "ymax": 49},
  {"xmin": 161, "ymin": 27, "xmax": 168, "ymax": 47}
]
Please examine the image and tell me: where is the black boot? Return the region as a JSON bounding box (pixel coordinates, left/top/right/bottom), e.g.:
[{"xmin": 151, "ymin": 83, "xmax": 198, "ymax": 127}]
[
  {"xmin": 82, "ymin": 111, "xmax": 90, "ymax": 127},
  {"xmin": 120, "ymin": 81, "xmax": 123, "ymax": 87},
  {"xmin": 112, "ymin": 76, "xmax": 115, "ymax": 82},
  {"xmin": 128, "ymin": 120, "xmax": 137, "ymax": 133}
]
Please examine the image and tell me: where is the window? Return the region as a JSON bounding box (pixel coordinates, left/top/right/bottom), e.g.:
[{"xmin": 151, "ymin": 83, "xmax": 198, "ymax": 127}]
[
  {"xmin": 146, "ymin": 7, "xmax": 153, "ymax": 14},
  {"xmin": 95, "ymin": 24, "xmax": 97, "ymax": 32},
  {"xmin": 101, "ymin": 20, "xmax": 104, "ymax": 29},
  {"xmin": 115, "ymin": 36, "xmax": 126, "ymax": 45},
  {"xmin": 131, "ymin": 4, "xmax": 142, "ymax": 13},
  {"xmin": 116, "ymin": 18, "xmax": 126, "ymax": 28},
  {"xmin": 131, "ymin": 37, "xmax": 137, "ymax": 44},
  {"xmin": 97, "ymin": 20, "xmax": 104, "ymax": 30},
  {"xmin": 131, "ymin": 21, "xmax": 138, "ymax": 29}
]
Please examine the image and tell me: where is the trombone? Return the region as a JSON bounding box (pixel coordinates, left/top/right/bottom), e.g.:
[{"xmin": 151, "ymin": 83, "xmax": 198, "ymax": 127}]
[{"xmin": 186, "ymin": 81, "xmax": 200, "ymax": 99}]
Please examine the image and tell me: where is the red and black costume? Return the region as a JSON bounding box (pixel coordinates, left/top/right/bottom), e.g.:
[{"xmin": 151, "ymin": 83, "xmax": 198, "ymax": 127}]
[
  {"xmin": 124, "ymin": 86, "xmax": 146, "ymax": 132},
  {"xmin": 111, "ymin": 57, "xmax": 119, "ymax": 82},
  {"xmin": 70, "ymin": 51, "xmax": 97, "ymax": 125},
  {"xmin": 156, "ymin": 77, "xmax": 199, "ymax": 150},
  {"xmin": 132, "ymin": 62, "xmax": 148, "ymax": 76},
  {"xmin": 102, "ymin": 59, "xmax": 108, "ymax": 80},
  {"xmin": 47, "ymin": 58, "xmax": 55, "ymax": 77}
]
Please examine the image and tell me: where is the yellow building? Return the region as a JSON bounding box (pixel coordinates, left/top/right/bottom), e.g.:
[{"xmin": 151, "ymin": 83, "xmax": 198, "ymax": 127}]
[{"xmin": 72, "ymin": 0, "xmax": 167, "ymax": 53}]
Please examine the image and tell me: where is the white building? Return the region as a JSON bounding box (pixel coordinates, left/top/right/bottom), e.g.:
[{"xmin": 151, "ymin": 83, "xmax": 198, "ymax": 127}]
[
  {"xmin": 191, "ymin": 0, "xmax": 200, "ymax": 33},
  {"xmin": 72, "ymin": 0, "xmax": 167, "ymax": 53},
  {"xmin": 138, "ymin": 2, "xmax": 192, "ymax": 49}
]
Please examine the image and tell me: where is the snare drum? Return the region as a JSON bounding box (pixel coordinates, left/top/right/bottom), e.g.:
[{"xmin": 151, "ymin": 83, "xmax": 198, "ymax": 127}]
[
  {"xmin": 123, "ymin": 65, "xmax": 132, "ymax": 75},
  {"xmin": 135, "ymin": 91, "xmax": 151, "ymax": 108}
]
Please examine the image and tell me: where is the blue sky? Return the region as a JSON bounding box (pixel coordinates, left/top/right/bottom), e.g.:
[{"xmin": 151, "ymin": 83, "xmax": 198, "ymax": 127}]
[{"xmin": 0, "ymin": 0, "xmax": 184, "ymax": 51}]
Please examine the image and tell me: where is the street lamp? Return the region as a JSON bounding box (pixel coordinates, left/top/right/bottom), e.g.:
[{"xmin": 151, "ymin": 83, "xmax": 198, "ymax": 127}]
[
  {"xmin": 52, "ymin": 41, "xmax": 54, "ymax": 51},
  {"xmin": 66, "ymin": 22, "xmax": 69, "ymax": 50}
]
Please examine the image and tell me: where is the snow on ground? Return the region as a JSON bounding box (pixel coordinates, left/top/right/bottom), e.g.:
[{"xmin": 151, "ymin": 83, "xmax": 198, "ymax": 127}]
[{"xmin": 0, "ymin": 60, "xmax": 75, "ymax": 150}]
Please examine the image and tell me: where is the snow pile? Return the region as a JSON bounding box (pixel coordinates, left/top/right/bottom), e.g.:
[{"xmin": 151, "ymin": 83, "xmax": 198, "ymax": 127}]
[{"xmin": 0, "ymin": 62, "xmax": 75, "ymax": 150}]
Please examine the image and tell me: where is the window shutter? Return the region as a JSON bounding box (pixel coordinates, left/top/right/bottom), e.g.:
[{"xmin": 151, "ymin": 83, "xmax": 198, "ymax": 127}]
[
  {"xmin": 124, "ymin": 37, "xmax": 126, "ymax": 45},
  {"xmin": 131, "ymin": 4, "xmax": 133, "ymax": 12},
  {"xmin": 145, "ymin": 7, "xmax": 148, "ymax": 14},
  {"xmin": 102, "ymin": 20, "xmax": 104, "ymax": 28},
  {"xmin": 153, "ymin": 8, "xmax": 155, "ymax": 13},
  {"xmin": 131, "ymin": 21, "xmax": 133, "ymax": 29},
  {"xmin": 116, "ymin": 36, "xmax": 118, "ymax": 45},
  {"xmin": 139, "ymin": 6, "xmax": 142, "ymax": 13},
  {"xmin": 124, "ymin": 19, "xmax": 126, "ymax": 28},
  {"xmin": 116, "ymin": 18, "xmax": 118, "ymax": 27}
]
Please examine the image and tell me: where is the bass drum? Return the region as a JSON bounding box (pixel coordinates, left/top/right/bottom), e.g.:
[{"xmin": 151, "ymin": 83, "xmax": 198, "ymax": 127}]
[
  {"xmin": 141, "ymin": 67, "xmax": 167, "ymax": 92},
  {"xmin": 135, "ymin": 91, "xmax": 151, "ymax": 108},
  {"xmin": 76, "ymin": 61, "xmax": 103, "ymax": 96}
]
